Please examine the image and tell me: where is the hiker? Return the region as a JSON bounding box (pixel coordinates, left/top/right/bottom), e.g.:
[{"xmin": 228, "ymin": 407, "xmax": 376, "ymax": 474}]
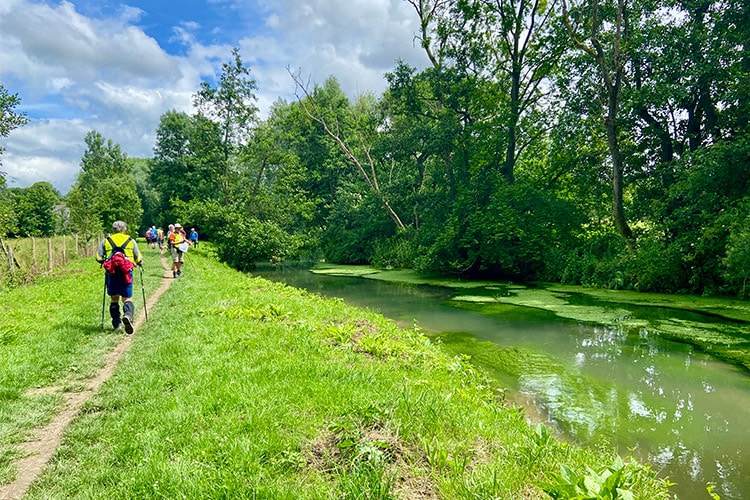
[
  {"xmin": 189, "ymin": 227, "xmax": 199, "ymax": 247},
  {"xmin": 149, "ymin": 226, "xmax": 158, "ymax": 249},
  {"xmin": 157, "ymin": 227, "xmax": 165, "ymax": 249},
  {"xmin": 165, "ymin": 224, "xmax": 175, "ymax": 251},
  {"xmin": 169, "ymin": 223, "xmax": 188, "ymax": 278},
  {"xmin": 96, "ymin": 220, "xmax": 143, "ymax": 334}
]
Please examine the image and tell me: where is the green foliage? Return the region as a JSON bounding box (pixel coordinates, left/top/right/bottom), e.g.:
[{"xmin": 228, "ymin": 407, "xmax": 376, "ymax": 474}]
[
  {"xmin": 320, "ymin": 188, "xmax": 395, "ymax": 265},
  {"xmin": 128, "ymin": 158, "xmax": 160, "ymax": 234},
  {"xmin": 7, "ymin": 182, "xmax": 61, "ymax": 237},
  {"xmin": 540, "ymin": 457, "xmax": 645, "ymax": 500},
  {"xmin": 0, "ymin": 176, "xmax": 17, "ymax": 236},
  {"xmin": 151, "ymin": 110, "xmax": 224, "ymax": 219},
  {"xmin": 723, "ymin": 213, "xmax": 750, "ymax": 299},
  {"xmin": 66, "ymin": 131, "xmax": 142, "ymax": 237},
  {"xmin": 214, "ymin": 216, "xmax": 303, "ymax": 271},
  {"xmin": 0, "ymin": 85, "xmax": 28, "ymax": 160},
  {"xmin": 540, "ymin": 455, "xmax": 669, "ymax": 500}
]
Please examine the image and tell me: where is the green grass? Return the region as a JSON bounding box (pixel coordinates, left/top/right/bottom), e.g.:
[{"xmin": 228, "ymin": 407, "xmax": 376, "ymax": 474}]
[{"xmin": 1, "ymin": 245, "xmax": 672, "ymax": 498}]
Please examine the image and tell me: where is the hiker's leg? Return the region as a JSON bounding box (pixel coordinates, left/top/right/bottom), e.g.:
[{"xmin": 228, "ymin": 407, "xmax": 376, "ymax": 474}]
[
  {"xmin": 171, "ymin": 246, "xmax": 179, "ymax": 277},
  {"xmin": 121, "ymin": 276, "xmax": 135, "ymax": 334},
  {"xmin": 123, "ymin": 299, "xmax": 134, "ymax": 321},
  {"xmin": 122, "ymin": 299, "xmax": 135, "ymax": 334},
  {"xmin": 109, "ymin": 294, "xmax": 121, "ymax": 329}
]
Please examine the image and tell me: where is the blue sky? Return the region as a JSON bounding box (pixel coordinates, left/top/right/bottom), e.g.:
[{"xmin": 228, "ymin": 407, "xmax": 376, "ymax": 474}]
[{"xmin": 0, "ymin": 0, "xmax": 429, "ymax": 193}]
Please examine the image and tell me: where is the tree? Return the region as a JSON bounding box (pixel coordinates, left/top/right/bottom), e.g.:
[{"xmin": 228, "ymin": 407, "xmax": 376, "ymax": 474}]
[
  {"xmin": 129, "ymin": 158, "xmax": 160, "ymax": 234},
  {"xmin": 9, "ymin": 182, "xmax": 60, "ymax": 236},
  {"xmin": 193, "ymin": 47, "xmax": 259, "ymax": 197},
  {"xmin": 0, "ymin": 85, "xmax": 27, "ymax": 164},
  {"xmin": 0, "ymin": 175, "xmax": 16, "ymax": 236},
  {"xmin": 0, "ymin": 85, "xmax": 27, "ymax": 236},
  {"xmin": 291, "ymin": 73, "xmax": 407, "ymax": 230},
  {"xmin": 150, "ymin": 109, "xmax": 231, "ymax": 225},
  {"xmin": 445, "ymin": 0, "xmax": 562, "ymax": 183},
  {"xmin": 67, "ymin": 131, "xmax": 142, "ymax": 238},
  {"xmin": 561, "ymin": 0, "xmax": 635, "ymax": 249}
]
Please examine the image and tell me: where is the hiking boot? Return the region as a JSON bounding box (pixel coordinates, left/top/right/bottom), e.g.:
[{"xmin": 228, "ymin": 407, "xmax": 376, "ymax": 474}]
[
  {"xmin": 122, "ymin": 316, "xmax": 134, "ymax": 335},
  {"xmin": 173, "ymin": 270, "xmax": 177, "ymax": 278},
  {"xmin": 122, "ymin": 301, "xmax": 135, "ymax": 335},
  {"xmin": 177, "ymin": 270, "xmax": 182, "ymax": 277}
]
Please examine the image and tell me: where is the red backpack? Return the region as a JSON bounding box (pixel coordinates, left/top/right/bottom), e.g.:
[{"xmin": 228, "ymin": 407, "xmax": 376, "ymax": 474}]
[{"xmin": 102, "ymin": 236, "xmax": 136, "ymax": 283}]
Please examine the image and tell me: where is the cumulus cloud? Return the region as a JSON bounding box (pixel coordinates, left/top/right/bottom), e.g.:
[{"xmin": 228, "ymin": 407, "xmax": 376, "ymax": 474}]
[{"xmin": 0, "ymin": 0, "xmax": 429, "ymax": 194}]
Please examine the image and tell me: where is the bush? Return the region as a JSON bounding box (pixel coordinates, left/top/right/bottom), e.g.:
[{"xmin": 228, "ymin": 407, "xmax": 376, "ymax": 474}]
[{"xmin": 215, "ymin": 217, "xmax": 303, "ymax": 272}]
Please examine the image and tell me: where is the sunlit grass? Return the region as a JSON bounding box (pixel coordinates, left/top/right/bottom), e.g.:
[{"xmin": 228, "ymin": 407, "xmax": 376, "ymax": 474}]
[
  {"xmin": 2, "ymin": 245, "xmax": 672, "ymax": 498},
  {"xmin": 0, "ymin": 241, "xmax": 164, "ymax": 484}
]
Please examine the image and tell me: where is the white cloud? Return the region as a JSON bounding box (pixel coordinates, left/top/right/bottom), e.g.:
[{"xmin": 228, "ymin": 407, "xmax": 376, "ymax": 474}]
[{"xmin": 0, "ymin": 0, "xmax": 429, "ymax": 194}]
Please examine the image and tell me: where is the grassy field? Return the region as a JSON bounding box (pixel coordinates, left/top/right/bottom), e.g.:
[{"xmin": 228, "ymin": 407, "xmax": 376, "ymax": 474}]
[{"xmin": 0, "ymin": 243, "xmax": 673, "ymax": 499}]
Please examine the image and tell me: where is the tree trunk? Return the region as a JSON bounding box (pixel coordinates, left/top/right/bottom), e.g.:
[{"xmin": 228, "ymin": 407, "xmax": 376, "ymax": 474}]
[{"xmin": 604, "ymin": 114, "xmax": 634, "ymax": 250}]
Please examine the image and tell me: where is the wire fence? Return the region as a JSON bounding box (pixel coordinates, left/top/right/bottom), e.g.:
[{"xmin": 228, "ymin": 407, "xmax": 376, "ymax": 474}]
[{"xmin": 0, "ymin": 234, "xmax": 103, "ymax": 287}]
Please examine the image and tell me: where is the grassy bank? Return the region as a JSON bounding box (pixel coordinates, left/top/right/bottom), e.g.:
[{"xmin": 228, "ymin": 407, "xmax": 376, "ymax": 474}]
[{"xmin": 1, "ymin": 245, "xmax": 671, "ymax": 498}]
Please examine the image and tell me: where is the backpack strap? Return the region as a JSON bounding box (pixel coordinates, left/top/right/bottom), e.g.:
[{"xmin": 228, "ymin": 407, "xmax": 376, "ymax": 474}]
[{"xmin": 106, "ymin": 236, "xmax": 132, "ymax": 256}]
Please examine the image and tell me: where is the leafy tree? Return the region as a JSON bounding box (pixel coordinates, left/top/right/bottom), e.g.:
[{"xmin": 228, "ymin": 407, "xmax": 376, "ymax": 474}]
[
  {"xmin": 67, "ymin": 131, "xmax": 142, "ymax": 238},
  {"xmin": 0, "ymin": 85, "xmax": 27, "ymax": 236},
  {"xmin": 8, "ymin": 182, "xmax": 60, "ymax": 236},
  {"xmin": 237, "ymin": 99, "xmax": 317, "ymax": 232},
  {"xmin": 193, "ymin": 47, "xmax": 259, "ymax": 198},
  {"xmin": 439, "ymin": 0, "xmax": 563, "ymax": 184},
  {"xmin": 291, "ymin": 73, "xmax": 407, "ymax": 231},
  {"xmin": 0, "ymin": 175, "xmax": 17, "ymax": 236},
  {"xmin": 151, "ymin": 110, "xmax": 223, "ymax": 223},
  {"xmin": 129, "ymin": 158, "xmax": 160, "ymax": 234},
  {"xmin": 560, "ymin": 0, "xmax": 636, "ymax": 249},
  {"xmin": 0, "ymin": 85, "xmax": 27, "ymax": 164}
]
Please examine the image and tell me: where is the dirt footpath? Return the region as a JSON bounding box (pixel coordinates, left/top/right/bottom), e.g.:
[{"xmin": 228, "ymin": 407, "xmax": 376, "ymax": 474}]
[{"xmin": 0, "ymin": 255, "xmax": 174, "ymax": 500}]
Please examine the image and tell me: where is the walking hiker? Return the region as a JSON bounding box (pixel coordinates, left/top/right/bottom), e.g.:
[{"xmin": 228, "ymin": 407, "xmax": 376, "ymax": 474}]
[
  {"xmin": 166, "ymin": 224, "xmax": 175, "ymax": 250},
  {"xmin": 169, "ymin": 223, "xmax": 188, "ymax": 278},
  {"xmin": 148, "ymin": 226, "xmax": 158, "ymax": 249},
  {"xmin": 96, "ymin": 220, "xmax": 143, "ymax": 334},
  {"xmin": 189, "ymin": 227, "xmax": 199, "ymax": 247}
]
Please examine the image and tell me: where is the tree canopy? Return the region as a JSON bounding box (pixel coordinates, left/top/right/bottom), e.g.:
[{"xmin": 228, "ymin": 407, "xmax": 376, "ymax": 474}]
[{"xmin": 3, "ymin": 8, "xmax": 749, "ymax": 297}]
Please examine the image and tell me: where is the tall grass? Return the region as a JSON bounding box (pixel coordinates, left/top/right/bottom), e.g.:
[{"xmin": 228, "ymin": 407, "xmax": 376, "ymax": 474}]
[{"xmin": 1, "ymin": 243, "xmax": 672, "ymax": 498}]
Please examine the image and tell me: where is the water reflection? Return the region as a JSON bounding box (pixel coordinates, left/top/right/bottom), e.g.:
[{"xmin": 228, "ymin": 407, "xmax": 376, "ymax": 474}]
[
  {"xmin": 520, "ymin": 320, "xmax": 749, "ymax": 499},
  {"xmin": 256, "ymin": 268, "xmax": 750, "ymax": 499}
]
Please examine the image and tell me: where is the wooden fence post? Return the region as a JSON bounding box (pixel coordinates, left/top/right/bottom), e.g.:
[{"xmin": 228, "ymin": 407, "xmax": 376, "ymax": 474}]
[
  {"xmin": 47, "ymin": 238, "xmax": 53, "ymax": 272},
  {"xmin": 8, "ymin": 244, "xmax": 15, "ymax": 275},
  {"xmin": 31, "ymin": 236, "xmax": 37, "ymax": 273},
  {"xmin": 62, "ymin": 234, "xmax": 67, "ymax": 265}
]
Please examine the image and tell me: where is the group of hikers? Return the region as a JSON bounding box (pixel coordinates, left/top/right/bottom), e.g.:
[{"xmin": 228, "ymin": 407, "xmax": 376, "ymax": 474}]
[
  {"xmin": 144, "ymin": 225, "xmax": 199, "ymax": 250},
  {"xmin": 96, "ymin": 220, "xmax": 199, "ymax": 334}
]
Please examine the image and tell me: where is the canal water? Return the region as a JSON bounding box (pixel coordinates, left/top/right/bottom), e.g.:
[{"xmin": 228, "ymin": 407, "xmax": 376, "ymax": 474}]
[{"xmin": 255, "ymin": 267, "xmax": 750, "ymax": 499}]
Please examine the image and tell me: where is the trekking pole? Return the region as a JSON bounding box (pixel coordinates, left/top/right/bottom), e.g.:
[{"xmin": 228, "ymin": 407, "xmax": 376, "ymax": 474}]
[
  {"xmin": 186, "ymin": 250, "xmax": 197, "ymax": 272},
  {"xmin": 139, "ymin": 264, "xmax": 148, "ymax": 323},
  {"xmin": 101, "ymin": 271, "xmax": 107, "ymax": 330}
]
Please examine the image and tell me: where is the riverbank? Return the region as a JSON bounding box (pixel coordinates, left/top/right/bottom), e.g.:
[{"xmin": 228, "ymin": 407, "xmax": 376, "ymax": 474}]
[
  {"xmin": 0, "ymin": 244, "xmax": 672, "ymax": 498},
  {"xmin": 310, "ymin": 264, "xmax": 750, "ymax": 372}
]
